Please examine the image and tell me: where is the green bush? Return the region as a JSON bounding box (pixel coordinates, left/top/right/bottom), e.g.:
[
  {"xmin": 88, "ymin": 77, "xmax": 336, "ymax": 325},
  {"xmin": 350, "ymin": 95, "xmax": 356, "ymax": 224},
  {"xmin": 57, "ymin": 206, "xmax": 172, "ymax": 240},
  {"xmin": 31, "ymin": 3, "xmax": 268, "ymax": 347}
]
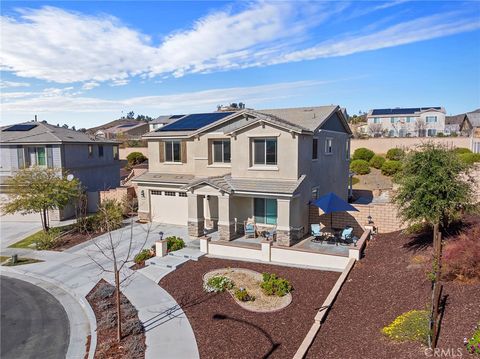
[
  {"xmin": 134, "ymin": 249, "xmax": 154, "ymax": 264},
  {"xmin": 234, "ymin": 288, "xmax": 255, "ymax": 302},
  {"xmin": 260, "ymin": 273, "xmax": 292, "ymax": 297},
  {"xmin": 126, "ymin": 152, "xmax": 147, "ymax": 166},
  {"xmin": 166, "ymin": 236, "xmax": 185, "ymax": 252},
  {"xmin": 450, "ymin": 132, "xmax": 458, "ymax": 137},
  {"xmin": 350, "ymin": 159, "xmax": 371, "ymax": 175},
  {"xmin": 352, "ymin": 148, "xmax": 375, "ymax": 162},
  {"xmin": 453, "ymin": 147, "xmax": 472, "ymax": 155},
  {"xmin": 386, "ymin": 148, "xmax": 405, "ymax": 161},
  {"xmin": 369, "ymin": 155, "xmax": 386, "ymax": 169},
  {"xmin": 465, "ymin": 322, "xmax": 480, "ymax": 355},
  {"xmin": 95, "ymin": 200, "xmax": 124, "ymax": 232},
  {"xmin": 458, "ymin": 153, "xmax": 480, "ymax": 165},
  {"xmin": 35, "ymin": 227, "xmax": 62, "ymax": 250},
  {"xmin": 381, "ymin": 310, "xmax": 430, "ymax": 344},
  {"xmin": 436, "ymin": 132, "xmax": 445, "ymax": 137},
  {"xmin": 351, "ymin": 177, "xmax": 360, "ymax": 186},
  {"xmin": 381, "ymin": 160, "xmax": 402, "ymax": 176},
  {"xmin": 204, "ymin": 275, "xmax": 234, "ymax": 293}
]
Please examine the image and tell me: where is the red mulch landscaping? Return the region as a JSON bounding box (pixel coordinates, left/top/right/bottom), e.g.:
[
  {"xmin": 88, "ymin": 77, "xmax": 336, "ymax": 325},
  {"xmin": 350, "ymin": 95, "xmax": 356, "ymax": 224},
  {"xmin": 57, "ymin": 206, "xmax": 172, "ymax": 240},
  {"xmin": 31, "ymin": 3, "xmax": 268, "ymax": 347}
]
[
  {"xmin": 306, "ymin": 215, "xmax": 480, "ymax": 359},
  {"xmin": 159, "ymin": 257, "xmax": 340, "ymax": 359},
  {"xmin": 86, "ymin": 280, "xmax": 146, "ymax": 359}
]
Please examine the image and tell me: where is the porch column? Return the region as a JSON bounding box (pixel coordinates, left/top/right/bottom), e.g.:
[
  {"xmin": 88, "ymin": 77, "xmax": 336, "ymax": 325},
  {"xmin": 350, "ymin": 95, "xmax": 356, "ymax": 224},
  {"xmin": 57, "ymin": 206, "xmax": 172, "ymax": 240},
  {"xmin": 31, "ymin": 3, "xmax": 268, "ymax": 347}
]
[
  {"xmin": 218, "ymin": 195, "xmax": 235, "ymax": 241},
  {"xmin": 187, "ymin": 193, "xmax": 204, "ymax": 237},
  {"xmin": 276, "ymin": 199, "xmax": 292, "ymax": 246}
]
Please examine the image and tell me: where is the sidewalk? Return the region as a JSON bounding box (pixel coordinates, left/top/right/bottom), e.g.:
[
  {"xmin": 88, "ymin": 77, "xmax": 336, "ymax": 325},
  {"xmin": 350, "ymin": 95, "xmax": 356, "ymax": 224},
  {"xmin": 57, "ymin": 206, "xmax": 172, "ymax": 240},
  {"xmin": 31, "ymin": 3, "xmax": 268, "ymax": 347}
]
[{"xmin": 0, "ymin": 221, "xmax": 200, "ymax": 359}]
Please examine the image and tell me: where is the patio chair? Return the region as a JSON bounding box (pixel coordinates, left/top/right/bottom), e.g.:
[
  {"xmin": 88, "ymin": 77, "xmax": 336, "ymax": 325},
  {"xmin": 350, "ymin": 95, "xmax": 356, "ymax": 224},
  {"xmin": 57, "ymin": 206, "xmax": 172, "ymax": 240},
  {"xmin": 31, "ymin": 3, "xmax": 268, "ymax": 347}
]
[
  {"xmin": 337, "ymin": 226, "xmax": 354, "ymax": 245},
  {"xmin": 310, "ymin": 224, "xmax": 323, "ymax": 243},
  {"xmin": 265, "ymin": 226, "xmax": 277, "ymax": 242},
  {"xmin": 244, "ymin": 218, "xmax": 257, "ymax": 238}
]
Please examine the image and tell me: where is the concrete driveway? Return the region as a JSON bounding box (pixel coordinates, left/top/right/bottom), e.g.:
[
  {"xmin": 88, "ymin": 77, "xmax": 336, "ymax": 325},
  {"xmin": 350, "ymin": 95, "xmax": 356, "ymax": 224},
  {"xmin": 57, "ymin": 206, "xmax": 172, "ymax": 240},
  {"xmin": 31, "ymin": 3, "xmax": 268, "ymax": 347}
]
[
  {"xmin": 0, "ymin": 276, "xmax": 70, "ymax": 359},
  {"xmin": 0, "ymin": 220, "xmax": 41, "ymax": 250}
]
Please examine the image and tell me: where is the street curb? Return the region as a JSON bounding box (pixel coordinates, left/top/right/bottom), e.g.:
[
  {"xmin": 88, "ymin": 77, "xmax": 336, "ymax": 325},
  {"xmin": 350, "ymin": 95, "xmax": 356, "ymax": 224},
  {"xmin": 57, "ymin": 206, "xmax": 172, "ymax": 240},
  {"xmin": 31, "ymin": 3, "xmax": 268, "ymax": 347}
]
[{"xmin": 0, "ymin": 268, "xmax": 97, "ymax": 359}]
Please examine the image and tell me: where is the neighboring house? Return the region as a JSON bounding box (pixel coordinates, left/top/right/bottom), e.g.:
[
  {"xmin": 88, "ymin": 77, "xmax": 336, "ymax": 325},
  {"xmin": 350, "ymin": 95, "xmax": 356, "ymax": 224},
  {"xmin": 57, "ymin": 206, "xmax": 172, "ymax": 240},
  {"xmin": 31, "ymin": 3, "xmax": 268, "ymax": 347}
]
[
  {"xmin": 133, "ymin": 105, "xmax": 352, "ymax": 247},
  {"xmin": 460, "ymin": 109, "xmax": 480, "ymax": 153},
  {"xmin": 444, "ymin": 114, "xmax": 465, "ymax": 135},
  {"xmin": 149, "ymin": 115, "xmax": 184, "ymax": 132},
  {"xmin": 0, "ymin": 121, "xmax": 121, "ymax": 217},
  {"xmin": 366, "ymin": 107, "xmax": 446, "ymax": 137},
  {"xmin": 95, "ymin": 121, "xmax": 149, "ymax": 140}
]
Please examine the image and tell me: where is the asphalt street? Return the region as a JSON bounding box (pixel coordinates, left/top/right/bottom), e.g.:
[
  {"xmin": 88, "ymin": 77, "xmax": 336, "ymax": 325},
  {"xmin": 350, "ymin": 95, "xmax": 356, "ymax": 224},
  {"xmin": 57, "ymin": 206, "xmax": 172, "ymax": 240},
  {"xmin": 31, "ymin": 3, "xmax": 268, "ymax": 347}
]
[{"xmin": 0, "ymin": 276, "xmax": 70, "ymax": 359}]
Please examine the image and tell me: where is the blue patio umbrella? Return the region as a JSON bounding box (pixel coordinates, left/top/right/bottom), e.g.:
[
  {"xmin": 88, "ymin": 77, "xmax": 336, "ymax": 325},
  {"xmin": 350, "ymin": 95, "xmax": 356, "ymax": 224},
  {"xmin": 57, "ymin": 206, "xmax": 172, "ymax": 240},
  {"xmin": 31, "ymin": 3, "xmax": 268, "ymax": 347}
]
[{"xmin": 310, "ymin": 192, "xmax": 358, "ymax": 229}]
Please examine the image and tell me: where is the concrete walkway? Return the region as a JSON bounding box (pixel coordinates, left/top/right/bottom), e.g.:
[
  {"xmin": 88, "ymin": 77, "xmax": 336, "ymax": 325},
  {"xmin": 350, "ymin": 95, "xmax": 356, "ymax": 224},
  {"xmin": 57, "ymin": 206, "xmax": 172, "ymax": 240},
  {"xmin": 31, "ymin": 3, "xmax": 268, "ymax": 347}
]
[{"xmin": 0, "ymin": 220, "xmax": 200, "ymax": 359}]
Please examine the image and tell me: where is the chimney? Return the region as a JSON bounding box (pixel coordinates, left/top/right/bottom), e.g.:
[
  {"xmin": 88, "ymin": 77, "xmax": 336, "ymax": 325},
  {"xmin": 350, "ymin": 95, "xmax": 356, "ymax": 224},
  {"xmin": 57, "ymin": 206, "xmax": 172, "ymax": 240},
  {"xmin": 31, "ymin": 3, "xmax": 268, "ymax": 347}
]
[{"xmin": 34, "ymin": 115, "xmax": 38, "ymax": 122}]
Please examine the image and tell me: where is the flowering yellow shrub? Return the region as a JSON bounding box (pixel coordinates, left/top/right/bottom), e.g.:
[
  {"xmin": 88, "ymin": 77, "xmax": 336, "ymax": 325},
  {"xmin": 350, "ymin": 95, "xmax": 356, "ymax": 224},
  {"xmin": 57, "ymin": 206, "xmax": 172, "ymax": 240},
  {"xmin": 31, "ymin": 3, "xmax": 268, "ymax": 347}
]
[{"xmin": 382, "ymin": 310, "xmax": 430, "ymax": 344}]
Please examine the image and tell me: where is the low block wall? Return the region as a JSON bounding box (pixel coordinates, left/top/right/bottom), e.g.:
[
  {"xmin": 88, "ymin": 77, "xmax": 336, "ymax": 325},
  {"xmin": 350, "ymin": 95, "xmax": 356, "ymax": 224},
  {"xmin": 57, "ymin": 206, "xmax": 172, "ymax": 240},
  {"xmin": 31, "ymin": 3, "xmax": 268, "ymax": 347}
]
[
  {"xmin": 309, "ymin": 201, "xmax": 406, "ymax": 235},
  {"xmin": 99, "ymin": 186, "xmax": 136, "ymax": 204},
  {"xmin": 270, "ymin": 247, "xmax": 349, "ymax": 270},
  {"xmin": 208, "ymin": 242, "xmax": 263, "ymax": 261},
  {"xmin": 119, "ymin": 147, "xmax": 148, "ymax": 160},
  {"xmin": 351, "ymin": 137, "xmax": 470, "ymax": 154}
]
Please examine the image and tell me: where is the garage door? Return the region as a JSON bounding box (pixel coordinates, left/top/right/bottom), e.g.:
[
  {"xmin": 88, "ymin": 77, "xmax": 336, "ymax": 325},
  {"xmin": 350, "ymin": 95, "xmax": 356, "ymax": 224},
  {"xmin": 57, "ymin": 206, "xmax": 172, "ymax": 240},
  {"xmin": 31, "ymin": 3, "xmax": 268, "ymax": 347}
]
[{"xmin": 150, "ymin": 190, "xmax": 188, "ymax": 225}]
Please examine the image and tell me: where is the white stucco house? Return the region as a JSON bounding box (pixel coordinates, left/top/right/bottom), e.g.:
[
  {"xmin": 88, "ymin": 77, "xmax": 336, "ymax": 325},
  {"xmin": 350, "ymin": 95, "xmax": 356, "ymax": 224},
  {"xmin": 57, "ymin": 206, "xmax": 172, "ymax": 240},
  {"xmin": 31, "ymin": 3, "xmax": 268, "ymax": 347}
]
[
  {"xmin": 132, "ymin": 106, "xmax": 352, "ymax": 247},
  {"xmin": 366, "ymin": 107, "xmax": 446, "ymax": 137}
]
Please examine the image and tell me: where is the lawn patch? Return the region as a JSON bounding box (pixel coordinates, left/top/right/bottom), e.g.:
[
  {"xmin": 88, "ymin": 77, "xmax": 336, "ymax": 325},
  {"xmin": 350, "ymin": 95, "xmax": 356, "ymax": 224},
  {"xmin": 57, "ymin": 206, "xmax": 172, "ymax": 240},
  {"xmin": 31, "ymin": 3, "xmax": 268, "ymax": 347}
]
[{"xmin": 2, "ymin": 257, "xmax": 43, "ymax": 266}]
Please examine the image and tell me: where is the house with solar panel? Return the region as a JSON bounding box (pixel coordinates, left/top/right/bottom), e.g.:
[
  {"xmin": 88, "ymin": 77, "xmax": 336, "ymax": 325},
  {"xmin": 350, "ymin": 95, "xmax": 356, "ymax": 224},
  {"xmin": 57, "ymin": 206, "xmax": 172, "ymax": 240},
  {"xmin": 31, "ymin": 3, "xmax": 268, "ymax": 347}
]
[
  {"xmin": 94, "ymin": 121, "xmax": 149, "ymax": 140},
  {"xmin": 0, "ymin": 121, "xmax": 121, "ymax": 218},
  {"xmin": 366, "ymin": 107, "xmax": 446, "ymax": 137},
  {"xmin": 132, "ymin": 106, "xmax": 352, "ymax": 247}
]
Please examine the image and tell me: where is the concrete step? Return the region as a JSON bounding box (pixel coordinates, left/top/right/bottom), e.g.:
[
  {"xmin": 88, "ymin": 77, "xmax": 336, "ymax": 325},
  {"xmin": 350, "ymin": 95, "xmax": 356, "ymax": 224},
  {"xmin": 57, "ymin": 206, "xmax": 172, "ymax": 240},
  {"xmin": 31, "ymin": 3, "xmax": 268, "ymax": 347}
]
[
  {"xmin": 146, "ymin": 255, "xmax": 189, "ymax": 269},
  {"xmin": 186, "ymin": 239, "xmax": 200, "ymax": 249},
  {"xmin": 168, "ymin": 247, "xmax": 205, "ymax": 261},
  {"xmin": 137, "ymin": 265, "xmax": 173, "ymax": 283}
]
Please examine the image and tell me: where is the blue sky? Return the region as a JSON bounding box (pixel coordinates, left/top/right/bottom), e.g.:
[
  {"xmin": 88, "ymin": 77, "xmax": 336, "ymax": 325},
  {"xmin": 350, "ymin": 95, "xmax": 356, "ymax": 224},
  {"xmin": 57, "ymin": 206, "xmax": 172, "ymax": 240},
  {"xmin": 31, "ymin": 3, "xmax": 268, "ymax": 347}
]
[{"xmin": 1, "ymin": 1, "xmax": 479, "ymax": 128}]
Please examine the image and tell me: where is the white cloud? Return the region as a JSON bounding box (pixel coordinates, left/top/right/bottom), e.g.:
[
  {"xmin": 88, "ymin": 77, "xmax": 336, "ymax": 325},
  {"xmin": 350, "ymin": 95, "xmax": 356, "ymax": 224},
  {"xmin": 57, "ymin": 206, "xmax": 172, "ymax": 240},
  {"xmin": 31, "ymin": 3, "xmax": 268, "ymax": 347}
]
[
  {"xmin": 0, "ymin": 3, "xmax": 478, "ymax": 85},
  {"xmin": 82, "ymin": 82, "xmax": 99, "ymax": 90},
  {"xmin": 0, "ymin": 80, "xmax": 30, "ymax": 88}
]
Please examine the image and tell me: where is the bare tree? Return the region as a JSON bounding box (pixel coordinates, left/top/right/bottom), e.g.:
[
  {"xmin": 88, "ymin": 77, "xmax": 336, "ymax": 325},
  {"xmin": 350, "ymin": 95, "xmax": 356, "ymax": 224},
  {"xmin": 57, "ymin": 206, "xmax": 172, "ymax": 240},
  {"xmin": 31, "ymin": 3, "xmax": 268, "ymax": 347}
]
[
  {"xmin": 87, "ymin": 199, "xmax": 152, "ymax": 342},
  {"xmin": 415, "ymin": 119, "xmax": 428, "ymax": 137},
  {"xmin": 368, "ymin": 123, "xmax": 384, "ymax": 137}
]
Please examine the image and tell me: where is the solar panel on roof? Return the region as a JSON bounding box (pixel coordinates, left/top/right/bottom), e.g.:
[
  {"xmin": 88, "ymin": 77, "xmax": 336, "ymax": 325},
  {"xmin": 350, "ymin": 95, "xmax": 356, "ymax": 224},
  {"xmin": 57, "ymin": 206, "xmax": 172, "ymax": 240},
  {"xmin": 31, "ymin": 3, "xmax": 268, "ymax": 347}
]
[
  {"xmin": 371, "ymin": 107, "xmax": 441, "ymax": 116},
  {"xmin": 118, "ymin": 123, "xmax": 137, "ymax": 128},
  {"xmin": 169, "ymin": 115, "xmax": 185, "ymax": 119},
  {"xmin": 2, "ymin": 124, "xmax": 38, "ymax": 132},
  {"xmin": 159, "ymin": 112, "xmax": 235, "ymax": 131}
]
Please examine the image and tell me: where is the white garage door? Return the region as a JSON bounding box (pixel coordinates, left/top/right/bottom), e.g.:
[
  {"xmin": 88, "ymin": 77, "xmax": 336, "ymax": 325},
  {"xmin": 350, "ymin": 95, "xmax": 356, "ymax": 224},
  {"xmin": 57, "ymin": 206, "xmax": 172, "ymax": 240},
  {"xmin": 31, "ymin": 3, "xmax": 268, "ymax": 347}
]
[{"xmin": 150, "ymin": 190, "xmax": 188, "ymax": 225}]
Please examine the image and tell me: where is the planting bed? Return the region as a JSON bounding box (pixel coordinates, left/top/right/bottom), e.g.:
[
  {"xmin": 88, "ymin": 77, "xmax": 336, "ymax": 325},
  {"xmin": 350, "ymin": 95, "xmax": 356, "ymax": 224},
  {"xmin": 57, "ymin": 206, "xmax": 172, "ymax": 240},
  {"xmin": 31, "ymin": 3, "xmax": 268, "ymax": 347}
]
[
  {"xmin": 160, "ymin": 257, "xmax": 339, "ymax": 359},
  {"xmin": 306, "ymin": 215, "xmax": 480, "ymax": 358},
  {"xmin": 86, "ymin": 280, "xmax": 145, "ymax": 359}
]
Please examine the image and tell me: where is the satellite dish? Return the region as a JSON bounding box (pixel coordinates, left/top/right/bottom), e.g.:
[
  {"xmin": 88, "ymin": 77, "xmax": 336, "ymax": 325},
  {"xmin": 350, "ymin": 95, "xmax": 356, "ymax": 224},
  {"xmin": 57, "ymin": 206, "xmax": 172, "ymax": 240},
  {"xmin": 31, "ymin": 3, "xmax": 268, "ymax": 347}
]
[{"xmin": 67, "ymin": 174, "xmax": 74, "ymax": 181}]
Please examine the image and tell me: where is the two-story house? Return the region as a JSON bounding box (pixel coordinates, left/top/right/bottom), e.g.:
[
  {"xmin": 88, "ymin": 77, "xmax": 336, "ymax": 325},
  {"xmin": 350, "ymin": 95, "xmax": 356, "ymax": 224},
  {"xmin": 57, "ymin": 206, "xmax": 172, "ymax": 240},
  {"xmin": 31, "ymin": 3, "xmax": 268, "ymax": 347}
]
[
  {"xmin": 460, "ymin": 109, "xmax": 480, "ymax": 153},
  {"xmin": 366, "ymin": 107, "xmax": 446, "ymax": 137},
  {"xmin": 133, "ymin": 106, "xmax": 352, "ymax": 247},
  {"xmin": 0, "ymin": 121, "xmax": 121, "ymax": 217}
]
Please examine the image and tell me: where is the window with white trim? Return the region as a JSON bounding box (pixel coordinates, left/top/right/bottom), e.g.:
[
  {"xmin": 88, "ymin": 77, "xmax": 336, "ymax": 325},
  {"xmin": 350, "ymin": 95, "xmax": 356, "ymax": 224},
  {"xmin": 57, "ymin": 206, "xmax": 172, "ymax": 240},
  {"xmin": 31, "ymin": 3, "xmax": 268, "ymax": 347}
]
[
  {"xmin": 325, "ymin": 138, "xmax": 333, "ymax": 154},
  {"xmin": 254, "ymin": 198, "xmax": 277, "ymax": 225},
  {"xmin": 373, "ymin": 117, "xmax": 380, "ymax": 124},
  {"xmin": 426, "ymin": 116, "xmax": 437, "ymax": 123},
  {"xmin": 311, "ymin": 187, "xmax": 319, "ymax": 200},
  {"xmin": 252, "ymin": 138, "xmax": 277, "ymax": 165},
  {"xmin": 212, "ymin": 139, "xmax": 231, "ymax": 163},
  {"xmin": 165, "ymin": 141, "xmax": 181, "ymax": 162},
  {"xmin": 88, "ymin": 145, "xmax": 93, "ymax": 158}
]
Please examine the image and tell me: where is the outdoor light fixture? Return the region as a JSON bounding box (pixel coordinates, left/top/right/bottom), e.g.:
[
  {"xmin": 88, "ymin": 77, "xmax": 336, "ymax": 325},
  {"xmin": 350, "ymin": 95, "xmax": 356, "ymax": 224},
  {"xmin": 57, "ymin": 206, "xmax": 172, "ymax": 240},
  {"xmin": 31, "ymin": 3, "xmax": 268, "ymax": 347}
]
[
  {"xmin": 159, "ymin": 231, "xmax": 164, "ymax": 241},
  {"xmin": 141, "ymin": 190, "xmax": 145, "ymax": 198},
  {"xmin": 367, "ymin": 215, "xmax": 374, "ymax": 224}
]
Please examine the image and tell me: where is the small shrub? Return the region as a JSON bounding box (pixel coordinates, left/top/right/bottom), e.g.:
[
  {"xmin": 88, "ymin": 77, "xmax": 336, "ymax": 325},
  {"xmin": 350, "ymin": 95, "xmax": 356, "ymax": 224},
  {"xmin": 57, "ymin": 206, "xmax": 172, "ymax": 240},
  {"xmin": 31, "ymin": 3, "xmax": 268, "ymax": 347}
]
[
  {"xmin": 453, "ymin": 147, "xmax": 472, "ymax": 155},
  {"xmin": 442, "ymin": 227, "xmax": 480, "ymax": 281},
  {"xmin": 261, "ymin": 273, "xmax": 292, "ymax": 297},
  {"xmin": 134, "ymin": 249, "xmax": 154, "ymax": 264},
  {"xmin": 166, "ymin": 236, "xmax": 185, "ymax": 252},
  {"xmin": 75, "ymin": 215, "xmax": 97, "ymax": 234},
  {"xmin": 458, "ymin": 153, "xmax": 480, "ymax": 165},
  {"xmin": 352, "ymin": 148, "xmax": 375, "ymax": 162},
  {"xmin": 369, "ymin": 155, "xmax": 386, "ymax": 169},
  {"xmin": 126, "ymin": 152, "xmax": 147, "ymax": 166},
  {"xmin": 450, "ymin": 132, "xmax": 458, "ymax": 137},
  {"xmin": 436, "ymin": 132, "xmax": 444, "ymax": 137},
  {"xmin": 381, "ymin": 160, "xmax": 402, "ymax": 176},
  {"xmin": 381, "ymin": 310, "xmax": 430, "ymax": 344},
  {"xmin": 403, "ymin": 222, "xmax": 429, "ymax": 235},
  {"xmin": 464, "ymin": 322, "xmax": 480, "ymax": 355},
  {"xmin": 386, "ymin": 148, "xmax": 405, "ymax": 161},
  {"xmin": 234, "ymin": 288, "xmax": 255, "ymax": 302},
  {"xmin": 350, "ymin": 159, "xmax": 370, "ymax": 175},
  {"xmin": 204, "ymin": 276, "xmax": 234, "ymax": 293},
  {"xmin": 35, "ymin": 228, "xmax": 62, "ymax": 250},
  {"xmin": 351, "ymin": 177, "xmax": 360, "ymax": 186},
  {"xmin": 95, "ymin": 200, "xmax": 123, "ymax": 232}
]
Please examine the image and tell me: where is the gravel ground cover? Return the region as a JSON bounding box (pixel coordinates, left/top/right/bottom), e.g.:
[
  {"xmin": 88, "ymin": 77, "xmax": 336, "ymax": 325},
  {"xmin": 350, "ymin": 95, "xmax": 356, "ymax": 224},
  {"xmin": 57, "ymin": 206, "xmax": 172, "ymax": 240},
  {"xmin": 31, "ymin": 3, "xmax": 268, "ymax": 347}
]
[
  {"xmin": 306, "ymin": 215, "xmax": 480, "ymax": 358},
  {"xmin": 160, "ymin": 257, "xmax": 339, "ymax": 359}
]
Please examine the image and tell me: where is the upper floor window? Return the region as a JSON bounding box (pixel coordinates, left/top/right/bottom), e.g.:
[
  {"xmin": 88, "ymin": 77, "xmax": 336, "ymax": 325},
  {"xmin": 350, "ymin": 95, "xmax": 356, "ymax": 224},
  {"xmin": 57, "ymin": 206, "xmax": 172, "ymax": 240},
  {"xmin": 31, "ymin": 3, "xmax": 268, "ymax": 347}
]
[
  {"xmin": 312, "ymin": 138, "xmax": 318, "ymax": 160},
  {"xmin": 406, "ymin": 117, "xmax": 414, "ymax": 123},
  {"xmin": 88, "ymin": 145, "xmax": 93, "ymax": 158},
  {"xmin": 373, "ymin": 118, "xmax": 380, "ymax": 124},
  {"xmin": 213, "ymin": 139, "xmax": 231, "ymax": 163},
  {"xmin": 253, "ymin": 138, "xmax": 277, "ymax": 166},
  {"xmin": 346, "ymin": 139, "xmax": 350, "ymax": 159},
  {"xmin": 325, "ymin": 138, "xmax": 333, "ymax": 154},
  {"xmin": 98, "ymin": 145, "xmax": 104, "ymax": 157},
  {"xmin": 426, "ymin": 116, "xmax": 437, "ymax": 123},
  {"xmin": 113, "ymin": 145, "xmax": 119, "ymax": 160},
  {"xmin": 165, "ymin": 140, "xmax": 181, "ymax": 162},
  {"xmin": 390, "ymin": 117, "xmax": 397, "ymax": 124},
  {"xmin": 311, "ymin": 187, "xmax": 319, "ymax": 200}
]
